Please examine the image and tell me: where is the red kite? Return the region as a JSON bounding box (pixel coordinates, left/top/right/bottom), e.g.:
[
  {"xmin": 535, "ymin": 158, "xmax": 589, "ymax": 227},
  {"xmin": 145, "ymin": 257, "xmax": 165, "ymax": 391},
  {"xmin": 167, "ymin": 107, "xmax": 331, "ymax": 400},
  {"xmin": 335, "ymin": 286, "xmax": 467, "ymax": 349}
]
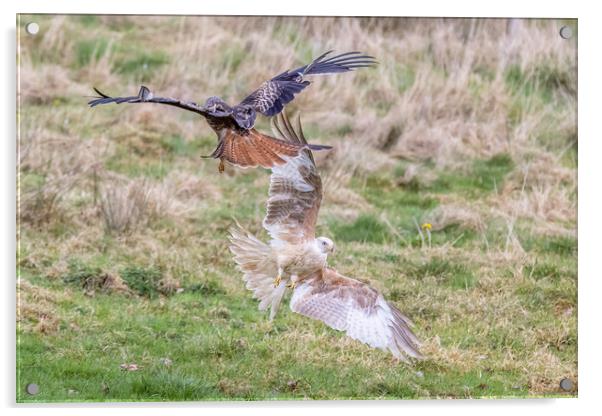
[{"xmin": 88, "ymin": 51, "xmax": 375, "ymax": 172}]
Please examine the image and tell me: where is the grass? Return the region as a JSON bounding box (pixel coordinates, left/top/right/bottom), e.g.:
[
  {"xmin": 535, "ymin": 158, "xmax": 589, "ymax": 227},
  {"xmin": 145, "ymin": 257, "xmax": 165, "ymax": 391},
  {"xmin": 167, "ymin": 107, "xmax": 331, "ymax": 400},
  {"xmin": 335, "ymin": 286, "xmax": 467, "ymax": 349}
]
[
  {"xmin": 430, "ymin": 154, "xmax": 515, "ymax": 196},
  {"xmin": 119, "ymin": 265, "xmax": 164, "ymax": 298},
  {"xmin": 114, "ymin": 51, "xmax": 170, "ymax": 83},
  {"xmin": 75, "ymin": 38, "xmax": 110, "ymax": 68},
  {"xmin": 17, "ymin": 15, "xmax": 577, "ymax": 401},
  {"xmin": 330, "ymin": 214, "xmax": 392, "ymax": 244}
]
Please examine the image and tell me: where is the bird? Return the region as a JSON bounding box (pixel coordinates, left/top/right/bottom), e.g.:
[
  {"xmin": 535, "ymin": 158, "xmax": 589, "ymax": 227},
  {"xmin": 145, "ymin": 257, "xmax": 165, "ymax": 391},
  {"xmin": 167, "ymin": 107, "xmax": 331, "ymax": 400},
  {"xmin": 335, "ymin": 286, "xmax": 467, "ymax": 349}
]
[
  {"xmin": 229, "ymin": 50, "xmax": 376, "ymax": 129},
  {"xmin": 88, "ymin": 51, "xmax": 375, "ymax": 172},
  {"xmin": 228, "ymin": 112, "xmax": 422, "ymax": 362}
]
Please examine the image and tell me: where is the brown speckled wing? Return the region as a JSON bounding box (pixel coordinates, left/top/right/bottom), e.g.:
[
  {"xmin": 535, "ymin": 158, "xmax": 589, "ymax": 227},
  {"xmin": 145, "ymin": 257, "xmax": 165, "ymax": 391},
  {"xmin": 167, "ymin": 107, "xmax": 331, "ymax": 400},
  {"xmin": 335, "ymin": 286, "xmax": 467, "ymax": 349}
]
[
  {"xmin": 241, "ymin": 80, "xmax": 310, "ymax": 117},
  {"xmin": 239, "ymin": 51, "xmax": 377, "ymax": 118}
]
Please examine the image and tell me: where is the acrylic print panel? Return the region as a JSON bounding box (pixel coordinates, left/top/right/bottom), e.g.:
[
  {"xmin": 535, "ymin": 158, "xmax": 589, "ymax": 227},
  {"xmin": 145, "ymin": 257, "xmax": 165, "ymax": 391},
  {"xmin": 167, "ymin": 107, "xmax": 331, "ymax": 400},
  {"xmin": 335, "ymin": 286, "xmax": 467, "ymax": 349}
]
[{"xmin": 16, "ymin": 15, "xmax": 577, "ymax": 402}]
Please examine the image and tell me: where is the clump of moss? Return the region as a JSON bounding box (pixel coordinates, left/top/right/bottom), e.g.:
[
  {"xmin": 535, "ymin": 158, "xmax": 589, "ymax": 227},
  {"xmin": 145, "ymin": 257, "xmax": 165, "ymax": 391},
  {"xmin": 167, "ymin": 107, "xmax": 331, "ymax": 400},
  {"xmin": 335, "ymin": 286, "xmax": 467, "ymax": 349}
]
[{"xmin": 120, "ymin": 265, "xmax": 163, "ymax": 298}]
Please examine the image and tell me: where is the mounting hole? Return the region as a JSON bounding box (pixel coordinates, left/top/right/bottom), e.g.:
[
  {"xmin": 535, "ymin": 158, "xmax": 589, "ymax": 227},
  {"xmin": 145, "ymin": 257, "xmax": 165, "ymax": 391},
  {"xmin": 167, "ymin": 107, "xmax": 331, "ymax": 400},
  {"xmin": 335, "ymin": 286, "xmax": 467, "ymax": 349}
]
[
  {"xmin": 559, "ymin": 378, "xmax": 574, "ymax": 391},
  {"xmin": 25, "ymin": 22, "xmax": 39, "ymax": 35},
  {"xmin": 559, "ymin": 26, "xmax": 573, "ymax": 40},
  {"xmin": 25, "ymin": 383, "xmax": 39, "ymax": 395}
]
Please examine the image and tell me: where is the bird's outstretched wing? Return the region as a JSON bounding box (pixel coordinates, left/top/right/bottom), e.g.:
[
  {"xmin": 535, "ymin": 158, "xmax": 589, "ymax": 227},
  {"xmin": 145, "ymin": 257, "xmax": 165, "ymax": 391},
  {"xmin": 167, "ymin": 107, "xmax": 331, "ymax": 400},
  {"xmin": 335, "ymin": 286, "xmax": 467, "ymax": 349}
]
[
  {"xmin": 211, "ymin": 128, "xmax": 304, "ymax": 169},
  {"xmin": 239, "ymin": 51, "xmax": 377, "ymax": 117},
  {"xmin": 88, "ymin": 86, "xmax": 208, "ymax": 117},
  {"xmin": 263, "ymin": 112, "xmax": 324, "ymax": 245},
  {"xmin": 290, "ymin": 267, "xmax": 422, "ymax": 362}
]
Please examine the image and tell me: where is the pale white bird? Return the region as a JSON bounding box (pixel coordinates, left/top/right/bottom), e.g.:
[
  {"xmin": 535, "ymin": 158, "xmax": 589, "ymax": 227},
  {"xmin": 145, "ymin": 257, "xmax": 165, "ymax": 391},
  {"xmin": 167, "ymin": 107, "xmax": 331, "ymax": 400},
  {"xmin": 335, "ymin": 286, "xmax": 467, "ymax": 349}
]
[{"xmin": 229, "ymin": 112, "xmax": 422, "ymax": 362}]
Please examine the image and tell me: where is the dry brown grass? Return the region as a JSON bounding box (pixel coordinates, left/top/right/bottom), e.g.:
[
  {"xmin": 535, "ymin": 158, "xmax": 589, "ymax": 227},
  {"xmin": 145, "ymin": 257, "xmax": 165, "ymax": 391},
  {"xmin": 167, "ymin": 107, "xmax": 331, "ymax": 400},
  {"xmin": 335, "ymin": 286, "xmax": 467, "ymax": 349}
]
[
  {"xmin": 18, "ymin": 17, "xmax": 576, "ymax": 207},
  {"xmin": 17, "ymin": 280, "xmax": 65, "ymax": 334},
  {"xmin": 17, "ymin": 15, "xmax": 576, "ymax": 400},
  {"xmin": 99, "ymin": 179, "xmax": 153, "ymax": 234}
]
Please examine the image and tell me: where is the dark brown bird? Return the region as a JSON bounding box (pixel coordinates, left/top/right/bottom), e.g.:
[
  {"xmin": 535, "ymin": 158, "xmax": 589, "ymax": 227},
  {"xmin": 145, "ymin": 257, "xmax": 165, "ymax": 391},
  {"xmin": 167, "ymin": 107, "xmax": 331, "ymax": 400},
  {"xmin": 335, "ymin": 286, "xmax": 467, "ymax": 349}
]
[{"xmin": 88, "ymin": 51, "xmax": 376, "ymax": 171}]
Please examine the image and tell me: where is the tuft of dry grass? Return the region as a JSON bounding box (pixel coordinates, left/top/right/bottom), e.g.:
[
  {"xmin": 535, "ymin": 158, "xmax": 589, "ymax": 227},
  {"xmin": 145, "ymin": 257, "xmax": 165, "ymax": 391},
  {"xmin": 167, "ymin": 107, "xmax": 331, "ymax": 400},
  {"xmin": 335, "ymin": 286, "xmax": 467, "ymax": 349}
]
[
  {"xmin": 424, "ymin": 204, "xmax": 485, "ymax": 233},
  {"xmin": 99, "ymin": 179, "xmax": 153, "ymax": 234},
  {"xmin": 17, "ymin": 280, "xmax": 64, "ymax": 334}
]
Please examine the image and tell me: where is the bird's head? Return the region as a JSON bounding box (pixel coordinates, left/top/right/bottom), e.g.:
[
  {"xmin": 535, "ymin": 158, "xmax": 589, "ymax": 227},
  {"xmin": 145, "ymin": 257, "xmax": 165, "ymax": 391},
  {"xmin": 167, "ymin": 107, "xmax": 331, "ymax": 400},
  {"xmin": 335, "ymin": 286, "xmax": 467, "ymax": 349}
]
[
  {"xmin": 232, "ymin": 105, "xmax": 257, "ymax": 129},
  {"xmin": 316, "ymin": 237, "xmax": 335, "ymax": 255},
  {"xmin": 203, "ymin": 96, "xmax": 232, "ymax": 117}
]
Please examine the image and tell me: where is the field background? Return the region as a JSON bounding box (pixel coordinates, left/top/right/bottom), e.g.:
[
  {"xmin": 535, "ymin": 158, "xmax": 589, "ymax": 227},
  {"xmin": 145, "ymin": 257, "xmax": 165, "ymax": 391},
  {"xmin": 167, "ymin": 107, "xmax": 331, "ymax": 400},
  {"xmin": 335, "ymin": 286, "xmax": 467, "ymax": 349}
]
[{"xmin": 17, "ymin": 15, "xmax": 577, "ymax": 401}]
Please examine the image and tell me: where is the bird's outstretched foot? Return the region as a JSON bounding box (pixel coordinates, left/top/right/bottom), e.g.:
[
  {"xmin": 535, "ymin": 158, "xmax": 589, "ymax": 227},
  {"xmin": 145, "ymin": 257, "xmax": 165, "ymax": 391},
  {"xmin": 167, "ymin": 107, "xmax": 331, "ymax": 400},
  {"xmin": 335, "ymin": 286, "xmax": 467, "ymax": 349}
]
[
  {"xmin": 273, "ymin": 275, "xmax": 282, "ymax": 287},
  {"xmin": 218, "ymin": 159, "xmax": 225, "ymax": 173},
  {"xmin": 286, "ymin": 281, "xmax": 297, "ymax": 290}
]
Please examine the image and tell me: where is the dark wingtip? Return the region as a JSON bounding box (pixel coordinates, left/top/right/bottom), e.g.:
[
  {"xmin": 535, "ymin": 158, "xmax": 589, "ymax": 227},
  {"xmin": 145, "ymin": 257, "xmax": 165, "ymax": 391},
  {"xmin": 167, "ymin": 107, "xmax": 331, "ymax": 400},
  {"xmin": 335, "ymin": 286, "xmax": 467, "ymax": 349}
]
[
  {"xmin": 317, "ymin": 49, "xmax": 335, "ymax": 59},
  {"xmin": 92, "ymin": 87, "xmax": 110, "ymax": 98},
  {"xmin": 306, "ymin": 143, "xmax": 333, "ymax": 151},
  {"xmin": 88, "ymin": 87, "xmax": 112, "ymax": 107}
]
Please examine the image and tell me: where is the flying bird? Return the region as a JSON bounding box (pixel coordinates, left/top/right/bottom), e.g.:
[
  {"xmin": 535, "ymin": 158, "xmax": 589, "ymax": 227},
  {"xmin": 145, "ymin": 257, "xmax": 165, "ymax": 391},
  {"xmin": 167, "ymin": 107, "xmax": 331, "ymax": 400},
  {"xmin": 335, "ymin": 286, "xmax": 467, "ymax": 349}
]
[
  {"xmin": 88, "ymin": 51, "xmax": 375, "ymax": 172},
  {"xmin": 229, "ymin": 112, "xmax": 422, "ymax": 362}
]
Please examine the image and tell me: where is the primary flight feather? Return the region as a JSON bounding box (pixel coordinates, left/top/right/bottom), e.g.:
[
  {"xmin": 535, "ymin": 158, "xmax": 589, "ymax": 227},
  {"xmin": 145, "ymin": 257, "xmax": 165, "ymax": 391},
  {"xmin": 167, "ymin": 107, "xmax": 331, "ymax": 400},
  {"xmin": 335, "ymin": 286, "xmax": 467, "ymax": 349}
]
[
  {"xmin": 88, "ymin": 51, "xmax": 375, "ymax": 172},
  {"xmin": 229, "ymin": 112, "xmax": 422, "ymax": 362}
]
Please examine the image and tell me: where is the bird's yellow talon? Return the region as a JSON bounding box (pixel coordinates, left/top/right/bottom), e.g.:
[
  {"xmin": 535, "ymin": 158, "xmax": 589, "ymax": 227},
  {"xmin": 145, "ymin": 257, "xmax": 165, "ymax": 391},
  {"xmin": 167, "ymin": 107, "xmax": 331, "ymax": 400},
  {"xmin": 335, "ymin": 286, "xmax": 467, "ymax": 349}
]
[
  {"xmin": 273, "ymin": 275, "xmax": 282, "ymax": 287},
  {"xmin": 287, "ymin": 281, "xmax": 296, "ymax": 289}
]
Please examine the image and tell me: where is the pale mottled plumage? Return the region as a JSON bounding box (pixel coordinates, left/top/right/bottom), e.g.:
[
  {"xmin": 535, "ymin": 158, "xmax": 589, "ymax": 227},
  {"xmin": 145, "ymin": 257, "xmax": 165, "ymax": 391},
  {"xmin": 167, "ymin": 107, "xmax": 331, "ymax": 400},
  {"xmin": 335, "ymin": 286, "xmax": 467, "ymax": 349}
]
[
  {"xmin": 291, "ymin": 268, "xmax": 422, "ymax": 361},
  {"xmin": 229, "ymin": 112, "xmax": 422, "ymax": 362}
]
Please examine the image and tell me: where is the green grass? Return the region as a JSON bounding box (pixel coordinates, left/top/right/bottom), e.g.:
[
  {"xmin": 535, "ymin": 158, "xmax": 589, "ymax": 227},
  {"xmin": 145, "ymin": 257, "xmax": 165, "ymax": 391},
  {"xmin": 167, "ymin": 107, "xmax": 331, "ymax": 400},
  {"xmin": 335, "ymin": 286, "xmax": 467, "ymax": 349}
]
[
  {"xmin": 394, "ymin": 64, "xmax": 416, "ymax": 93},
  {"xmin": 17, "ymin": 15, "xmax": 577, "ymax": 402},
  {"xmin": 114, "ymin": 51, "xmax": 170, "ymax": 83},
  {"xmin": 403, "ymin": 257, "xmax": 477, "ymax": 290},
  {"xmin": 75, "ymin": 15, "xmax": 100, "ymax": 28},
  {"xmin": 120, "ymin": 265, "xmax": 163, "ymax": 298},
  {"xmin": 330, "ymin": 214, "xmax": 391, "ymax": 244},
  {"xmin": 18, "ymin": 231, "xmax": 577, "ymax": 401},
  {"xmin": 75, "ymin": 38, "xmax": 110, "ymax": 67},
  {"xmin": 16, "ymin": 283, "xmax": 535, "ymax": 401},
  {"xmin": 62, "ymin": 259, "xmax": 110, "ymax": 290},
  {"xmin": 431, "ymin": 154, "xmax": 514, "ymax": 195}
]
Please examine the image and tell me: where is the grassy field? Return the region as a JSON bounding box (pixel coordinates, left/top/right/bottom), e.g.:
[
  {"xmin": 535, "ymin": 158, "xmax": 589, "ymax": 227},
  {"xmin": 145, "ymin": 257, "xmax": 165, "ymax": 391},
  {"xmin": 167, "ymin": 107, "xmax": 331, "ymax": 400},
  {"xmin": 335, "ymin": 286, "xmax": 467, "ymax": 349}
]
[{"xmin": 17, "ymin": 15, "xmax": 577, "ymax": 401}]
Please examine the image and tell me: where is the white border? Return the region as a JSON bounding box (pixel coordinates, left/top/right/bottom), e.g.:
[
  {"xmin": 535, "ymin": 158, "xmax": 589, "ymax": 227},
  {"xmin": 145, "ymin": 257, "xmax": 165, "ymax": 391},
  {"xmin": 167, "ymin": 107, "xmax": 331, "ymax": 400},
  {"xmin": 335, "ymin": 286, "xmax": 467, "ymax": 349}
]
[{"xmin": 3, "ymin": 1, "xmax": 599, "ymax": 415}]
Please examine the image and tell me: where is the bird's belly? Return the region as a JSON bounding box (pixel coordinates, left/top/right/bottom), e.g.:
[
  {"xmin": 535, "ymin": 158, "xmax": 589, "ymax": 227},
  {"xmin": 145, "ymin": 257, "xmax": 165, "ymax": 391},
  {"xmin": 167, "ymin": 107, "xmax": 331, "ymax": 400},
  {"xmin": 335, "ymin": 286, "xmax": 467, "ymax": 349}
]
[{"xmin": 283, "ymin": 246, "xmax": 326, "ymax": 276}]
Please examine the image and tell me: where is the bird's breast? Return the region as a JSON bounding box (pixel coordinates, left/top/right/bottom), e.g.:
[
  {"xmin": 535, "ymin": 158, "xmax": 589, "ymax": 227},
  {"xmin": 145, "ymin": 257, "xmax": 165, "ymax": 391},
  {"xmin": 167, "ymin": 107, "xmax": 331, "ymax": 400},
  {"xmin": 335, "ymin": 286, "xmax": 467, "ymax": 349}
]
[{"xmin": 283, "ymin": 242, "xmax": 327, "ymax": 276}]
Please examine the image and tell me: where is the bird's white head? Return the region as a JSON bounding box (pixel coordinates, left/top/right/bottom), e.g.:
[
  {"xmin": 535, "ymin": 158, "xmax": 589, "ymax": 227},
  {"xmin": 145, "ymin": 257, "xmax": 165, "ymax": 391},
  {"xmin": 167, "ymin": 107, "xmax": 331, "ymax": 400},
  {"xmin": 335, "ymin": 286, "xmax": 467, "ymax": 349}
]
[{"xmin": 316, "ymin": 237, "xmax": 335, "ymax": 255}]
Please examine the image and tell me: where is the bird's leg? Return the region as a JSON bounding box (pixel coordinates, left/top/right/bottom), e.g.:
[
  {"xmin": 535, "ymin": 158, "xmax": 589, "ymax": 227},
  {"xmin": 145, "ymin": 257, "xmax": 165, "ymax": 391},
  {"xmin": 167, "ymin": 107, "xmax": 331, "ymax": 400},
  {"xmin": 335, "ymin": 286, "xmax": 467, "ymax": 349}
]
[
  {"xmin": 286, "ymin": 274, "xmax": 298, "ymax": 290},
  {"xmin": 218, "ymin": 159, "xmax": 225, "ymax": 173},
  {"xmin": 273, "ymin": 266, "xmax": 283, "ymax": 287}
]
